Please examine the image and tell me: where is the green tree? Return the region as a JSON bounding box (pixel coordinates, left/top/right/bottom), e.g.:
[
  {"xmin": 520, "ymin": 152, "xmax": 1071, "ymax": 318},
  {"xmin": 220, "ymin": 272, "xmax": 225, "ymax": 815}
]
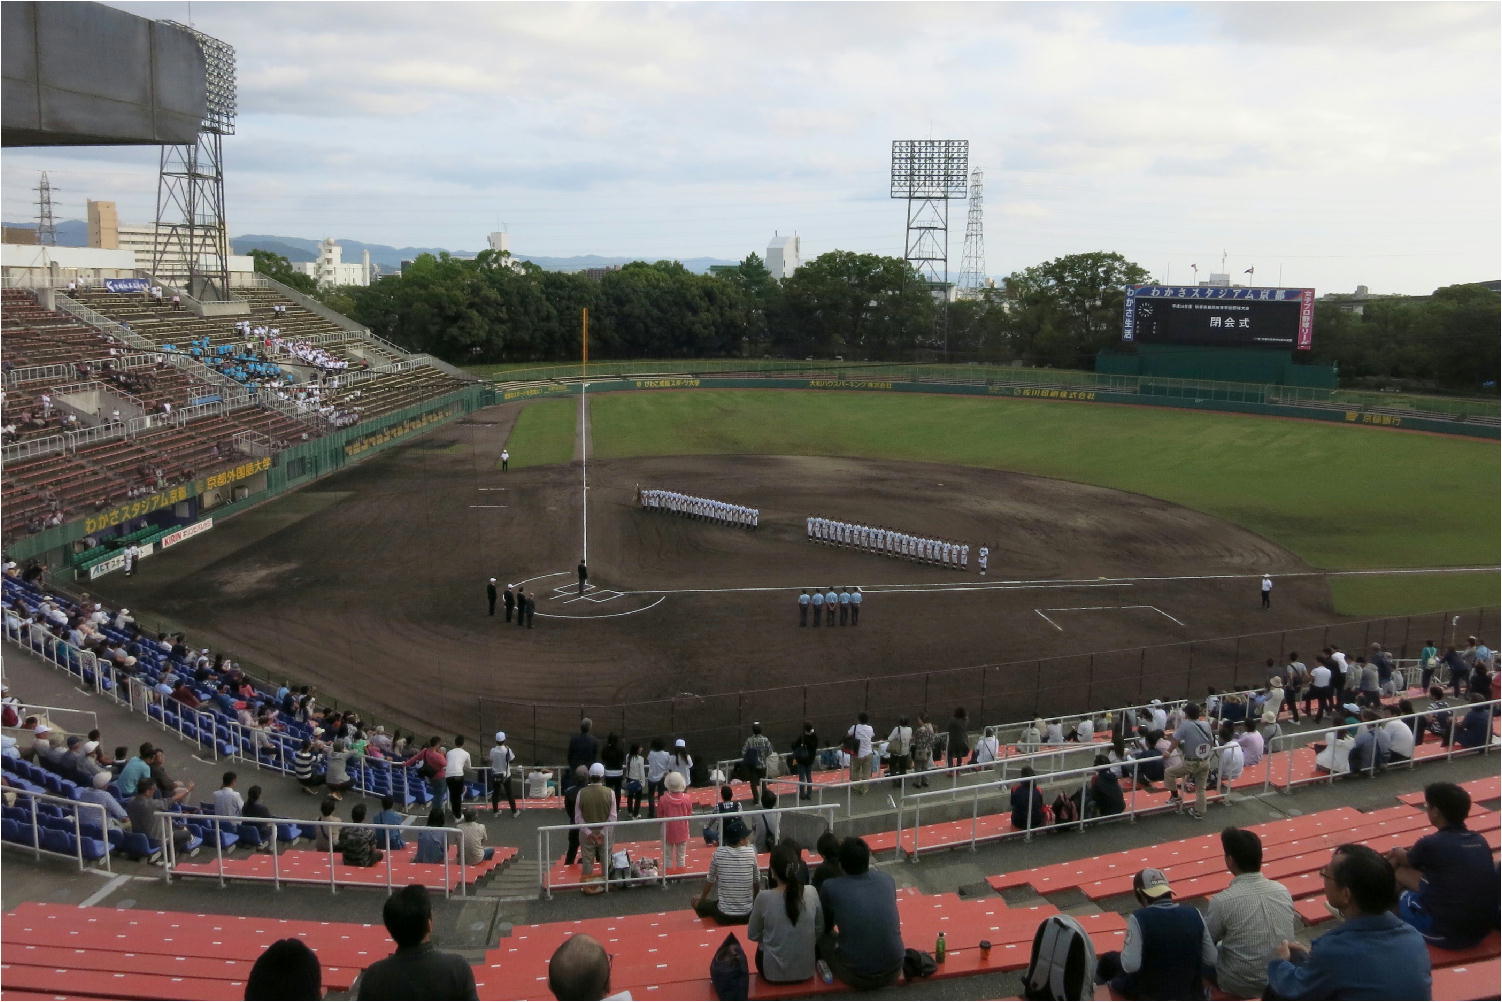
[
  {"xmin": 1001, "ymin": 251, "xmax": 1151, "ymax": 367},
  {"xmin": 249, "ymin": 249, "xmax": 316, "ymax": 295},
  {"xmin": 775, "ymin": 251, "xmax": 934, "ymax": 359}
]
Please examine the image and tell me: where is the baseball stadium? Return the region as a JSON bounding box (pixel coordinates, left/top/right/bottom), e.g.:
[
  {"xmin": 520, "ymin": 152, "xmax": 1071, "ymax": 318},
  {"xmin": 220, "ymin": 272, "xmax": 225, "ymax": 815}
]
[{"xmin": 1, "ymin": 5, "xmax": 1499, "ymax": 1002}]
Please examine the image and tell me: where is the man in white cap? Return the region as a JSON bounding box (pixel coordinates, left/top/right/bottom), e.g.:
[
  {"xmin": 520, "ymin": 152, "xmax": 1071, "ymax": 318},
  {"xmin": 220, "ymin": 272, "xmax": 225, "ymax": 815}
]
[
  {"xmin": 489, "ymin": 731, "xmax": 518, "ymax": 817},
  {"xmin": 1260, "ymin": 573, "xmax": 1273, "ymax": 610},
  {"xmin": 76, "ymin": 770, "xmax": 129, "ymax": 830},
  {"xmin": 575, "ymin": 762, "xmax": 616, "ymax": 885},
  {"xmin": 112, "ymin": 608, "xmax": 133, "ymax": 631},
  {"xmin": 1096, "ymin": 867, "xmax": 1216, "ymax": 999}
]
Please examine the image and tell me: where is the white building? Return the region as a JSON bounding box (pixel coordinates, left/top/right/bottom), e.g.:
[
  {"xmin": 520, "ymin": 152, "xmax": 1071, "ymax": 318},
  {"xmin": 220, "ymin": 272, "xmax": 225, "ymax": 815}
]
[
  {"xmin": 766, "ymin": 232, "xmax": 800, "ymax": 280},
  {"xmin": 296, "ymin": 238, "xmax": 371, "ymax": 287},
  {"xmin": 484, "ymin": 231, "xmax": 525, "ymax": 270}
]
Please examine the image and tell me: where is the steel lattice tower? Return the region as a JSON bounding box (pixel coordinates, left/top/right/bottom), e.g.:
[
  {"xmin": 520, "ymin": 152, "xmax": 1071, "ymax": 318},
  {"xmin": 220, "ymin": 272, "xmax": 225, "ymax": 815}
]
[
  {"xmin": 34, "ymin": 172, "xmax": 59, "ymax": 246},
  {"xmin": 891, "ymin": 140, "xmax": 968, "ymax": 358},
  {"xmin": 956, "ymin": 170, "xmax": 986, "ymax": 298},
  {"xmin": 153, "ymin": 22, "xmax": 236, "ymax": 302}
]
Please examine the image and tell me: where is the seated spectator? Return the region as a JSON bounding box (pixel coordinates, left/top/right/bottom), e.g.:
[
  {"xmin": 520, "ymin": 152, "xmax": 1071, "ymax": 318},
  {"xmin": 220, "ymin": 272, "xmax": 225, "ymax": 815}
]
[
  {"xmin": 749, "ymin": 840, "xmax": 825, "ymax": 983},
  {"xmin": 1215, "ymin": 721, "xmax": 1245, "ymax": 795},
  {"xmin": 373, "ymin": 795, "xmax": 407, "ymax": 850},
  {"xmin": 816, "ymin": 837, "xmax": 904, "ymax": 990},
  {"xmin": 811, "ymin": 830, "xmax": 844, "ymax": 890},
  {"xmin": 413, "ymin": 805, "xmax": 449, "ymax": 864},
  {"xmin": 1347, "ymin": 709, "xmax": 1391, "ymax": 774},
  {"xmin": 546, "ymin": 933, "xmax": 614, "ymax": 1002},
  {"xmin": 340, "ymin": 803, "xmax": 384, "ymax": 868},
  {"xmin": 354, "ymin": 884, "xmax": 477, "ymax": 1000},
  {"xmin": 1381, "ymin": 704, "xmax": 1416, "ymax": 762},
  {"xmin": 456, "ymin": 808, "xmax": 493, "ymax": 865},
  {"xmin": 242, "ymin": 785, "xmax": 274, "ymax": 846},
  {"xmin": 749, "ymin": 786, "xmax": 781, "ymax": 853},
  {"xmin": 1387, "ymin": 782, "xmax": 1500, "ymax": 950},
  {"xmin": 1266, "ymin": 845, "xmax": 1431, "ymax": 1000},
  {"xmin": 116, "ymin": 742, "xmax": 153, "ymax": 797},
  {"xmin": 692, "ymin": 816, "xmax": 759, "ymax": 924},
  {"xmin": 1206, "ymin": 828, "xmax": 1295, "ymax": 999},
  {"xmin": 1009, "ymin": 766, "xmax": 1046, "ymax": 829},
  {"xmin": 313, "ymin": 798, "xmax": 340, "ymax": 853},
  {"xmin": 1454, "ymin": 696, "xmax": 1494, "ymax": 749},
  {"xmin": 324, "ymin": 738, "xmax": 354, "ymax": 801},
  {"xmin": 1087, "ymin": 754, "xmax": 1125, "ymax": 818},
  {"xmin": 293, "ymin": 738, "xmax": 325, "ymax": 795},
  {"xmin": 1129, "ymin": 731, "xmax": 1168, "ymax": 788},
  {"xmin": 245, "ymin": 938, "xmax": 322, "ymax": 1001},
  {"xmin": 1234, "ymin": 719, "xmax": 1263, "ymax": 767},
  {"xmin": 1313, "ymin": 728, "xmax": 1355, "ymax": 776},
  {"xmin": 1018, "ymin": 717, "xmax": 1043, "ymax": 754},
  {"xmin": 1095, "ymin": 868, "xmax": 1215, "ymax": 999},
  {"xmin": 211, "ymin": 771, "xmax": 244, "ymax": 819},
  {"xmin": 148, "ymin": 746, "xmax": 192, "ymax": 799},
  {"xmin": 973, "ymin": 726, "xmax": 1001, "ymax": 763},
  {"xmin": 125, "ymin": 778, "xmax": 196, "ymax": 857},
  {"xmin": 77, "ymin": 770, "xmax": 128, "ymax": 830}
]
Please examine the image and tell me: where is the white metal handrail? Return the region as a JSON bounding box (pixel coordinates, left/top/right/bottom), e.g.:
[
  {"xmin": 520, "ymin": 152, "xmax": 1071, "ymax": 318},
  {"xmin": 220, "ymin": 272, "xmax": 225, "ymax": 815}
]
[
  {"xmin": 0, "ymin": 787, "xmax": 112, "ymax": 871},
  {"xmin": 157, "ymin": 810, "xmax": 470, "ymax": 896}
]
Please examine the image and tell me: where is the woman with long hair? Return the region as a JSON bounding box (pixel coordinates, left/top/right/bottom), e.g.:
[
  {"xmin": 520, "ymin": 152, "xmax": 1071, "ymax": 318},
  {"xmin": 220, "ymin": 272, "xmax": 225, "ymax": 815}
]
[{"xmin": 747, "ymin": 840, "xmax": 824, "ymax": 982}]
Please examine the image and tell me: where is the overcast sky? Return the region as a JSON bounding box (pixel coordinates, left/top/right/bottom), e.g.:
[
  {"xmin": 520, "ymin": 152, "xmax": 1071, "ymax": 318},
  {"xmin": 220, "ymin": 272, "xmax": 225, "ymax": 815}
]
[{"xmin": 3, "ymin": 2, "xmax": 1498, "ymax": 294}]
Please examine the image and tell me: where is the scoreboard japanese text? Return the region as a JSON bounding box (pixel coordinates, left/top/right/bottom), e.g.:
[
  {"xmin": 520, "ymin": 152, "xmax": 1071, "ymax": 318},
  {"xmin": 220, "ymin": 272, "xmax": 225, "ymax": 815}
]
[{"xmin": 1123, "ymin": 285, "xmax": 1315, "ymax": 350}]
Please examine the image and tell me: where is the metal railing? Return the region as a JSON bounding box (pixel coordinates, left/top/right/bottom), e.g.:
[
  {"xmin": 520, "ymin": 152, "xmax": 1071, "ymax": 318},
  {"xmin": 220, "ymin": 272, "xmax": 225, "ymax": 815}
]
[
  {"xmin": 157, "ymin": 810, "xmax": 471, "ymax": 896},
  {"xmin": 2, "ymin": 620, "xmax": 119, "ymax": 707},
  {"xmin": 0, "ymin": 701, "xmax": 100, "ymax": 735},
  {"xmin": 0, "ymin": 788, "xmax": 112, "ymax": 871},
  {"xmin": 4, "ymin": 362, "xmax": 76, "ymax": 386},
  {"xmin": 537, "ymin": 801, "xmax": 838, "ymax": 898},
  {"xmin": 1262, "ymin": 697, "xmax": 1500, "ymax": 793}
]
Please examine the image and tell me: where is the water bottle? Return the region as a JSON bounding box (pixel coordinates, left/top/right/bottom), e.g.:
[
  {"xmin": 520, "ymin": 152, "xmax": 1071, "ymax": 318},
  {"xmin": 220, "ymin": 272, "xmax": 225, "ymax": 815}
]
[{"xmin": 935, "ymin": 930, "xmax": 946, "ymax": 963}]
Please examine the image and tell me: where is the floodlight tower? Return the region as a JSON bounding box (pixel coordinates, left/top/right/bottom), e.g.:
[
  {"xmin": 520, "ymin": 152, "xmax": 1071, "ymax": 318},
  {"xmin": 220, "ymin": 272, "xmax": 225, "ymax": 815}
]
[
  {"xmin": 33, "ymin": 171, "xmax": 59, "ymax": 246},
  {"xmin": 153, "ymin": 22, "xmax": 236, "ymax": 302},
  {"xmin": 956, "ymin": 169, "xmax": 986, "ymax": 299},
  {"xmin": 891, "ymin": 139, "xmax": 968, "ymax": 357}
]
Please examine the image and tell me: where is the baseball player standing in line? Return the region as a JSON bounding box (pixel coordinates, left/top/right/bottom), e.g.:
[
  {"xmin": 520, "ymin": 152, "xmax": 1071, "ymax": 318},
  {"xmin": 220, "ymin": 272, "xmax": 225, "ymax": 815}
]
[{"xmin": 978, "ymin": 545, "xmax": 989, "ymax": 576}]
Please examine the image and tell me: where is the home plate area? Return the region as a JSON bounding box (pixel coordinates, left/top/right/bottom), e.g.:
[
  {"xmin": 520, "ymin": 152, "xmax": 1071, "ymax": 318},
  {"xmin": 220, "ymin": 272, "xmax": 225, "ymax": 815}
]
[
  {"xmin": 526, "ymin": 571, "xmax": 666, "ymax": 619},
  {"xmin": 1034, "ymin": 604, "xmax": 1186, "ymax": 632}
]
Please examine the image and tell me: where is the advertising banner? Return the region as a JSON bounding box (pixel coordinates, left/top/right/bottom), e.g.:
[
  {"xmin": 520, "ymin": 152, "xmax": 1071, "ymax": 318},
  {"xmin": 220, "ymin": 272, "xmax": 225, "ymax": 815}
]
[{"xmin": 103, "ymin": 278, "xmax": 148, "ymax": 294}]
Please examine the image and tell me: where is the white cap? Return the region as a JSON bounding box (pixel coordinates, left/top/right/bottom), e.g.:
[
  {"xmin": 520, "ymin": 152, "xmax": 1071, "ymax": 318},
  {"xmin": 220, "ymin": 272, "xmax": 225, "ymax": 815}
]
[
  {"xmin": 34, "ymin": 725, "xmax": 50, "ymax": 735},
  {"xmin": 674, "ymin": 738, "xmax": 687, "ymax": 748},
  {"xmin": 489, "ymin": 577, "xmax": 496, "ymax": 583},
  {"xmin": 92, "ymin": 772, "xmax": 111, "ymax": 789},
  {"xmin": 588, "ymin": 762, "xmax": 605, "ymax": 777},
  {"xmin": 82, "ymin": 740, "xmax": 99, "ymax": 754},
  {"xmin": 120, "ymin": 609, "xmax": 129, "ymax": 615},
  {"xmin": 495, "ymin": 731, "xmax": 507, "ymax": 742}
]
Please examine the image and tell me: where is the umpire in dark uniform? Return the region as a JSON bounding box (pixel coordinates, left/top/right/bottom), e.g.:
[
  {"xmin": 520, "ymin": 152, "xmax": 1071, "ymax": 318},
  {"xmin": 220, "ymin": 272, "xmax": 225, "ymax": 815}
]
[
  {"xmin": 503, "ymin": 584, "xmax": 515, "ymax": 623},
  {"xmin": 486, "ymin": 577, "xmax": 498, "ymax": 616},
  {"xmin": 514, "ymin": 589, "xmax": 526, "ymax": 627},
  {"xmin": 577, "ymin": 560, "xmax": 589, "ymax": 596},
  {"xmin": 525, "ymin": 593, "xmax": 536, "ymax": 628}
]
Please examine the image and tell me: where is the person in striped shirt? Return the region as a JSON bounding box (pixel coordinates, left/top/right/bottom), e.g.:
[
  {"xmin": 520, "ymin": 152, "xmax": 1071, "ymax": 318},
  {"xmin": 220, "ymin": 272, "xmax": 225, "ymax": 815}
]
[{"xmin": 692, "ymin": 816, "xmax": 761, "ymax": 924}]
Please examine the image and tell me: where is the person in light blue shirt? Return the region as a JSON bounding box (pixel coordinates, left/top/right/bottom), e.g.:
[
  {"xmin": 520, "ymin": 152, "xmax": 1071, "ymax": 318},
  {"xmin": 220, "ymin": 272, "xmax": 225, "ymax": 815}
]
[
  {"xmin": 1266, "ymin": 844, "xmax": 1430, "ymax": 1000},
  {"xmin": 116, "ymin": 742, "xmax": 153, "ymax": 797}
]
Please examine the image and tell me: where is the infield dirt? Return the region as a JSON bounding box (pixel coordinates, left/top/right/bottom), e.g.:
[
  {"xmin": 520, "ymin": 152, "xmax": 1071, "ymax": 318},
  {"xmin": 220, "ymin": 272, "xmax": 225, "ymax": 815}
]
[{"xmin": 102, "ymin": 398, "xmax": 1347, "ymax": 763}]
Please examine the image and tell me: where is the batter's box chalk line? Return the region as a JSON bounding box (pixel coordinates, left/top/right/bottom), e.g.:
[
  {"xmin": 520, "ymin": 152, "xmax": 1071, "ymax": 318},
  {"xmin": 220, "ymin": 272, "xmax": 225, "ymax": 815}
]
[{"xmin": 1034, "ymin": 604, "xmax": 1186, "ymax": 632}]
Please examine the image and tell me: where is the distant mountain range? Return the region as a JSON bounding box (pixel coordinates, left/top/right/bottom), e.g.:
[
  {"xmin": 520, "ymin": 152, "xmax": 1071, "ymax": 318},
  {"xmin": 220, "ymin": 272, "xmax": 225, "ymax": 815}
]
[{"xmin": 3, "ymin": 221, "xmax": 740, "ymax": 275}]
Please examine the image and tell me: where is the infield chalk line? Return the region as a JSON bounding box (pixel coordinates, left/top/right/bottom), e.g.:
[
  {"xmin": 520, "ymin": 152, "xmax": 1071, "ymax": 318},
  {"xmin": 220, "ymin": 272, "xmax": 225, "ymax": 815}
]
[
  {"xmin": 476, "ymin": 487, "xmax": 509, "ymax": 492},
  {"xmin": 1035, "ymin": 610, "xmax": 1063, "ymax": 631},
  {"xmin": 1036, "ymin": 604, "xmax": 1187, "ymax": 630},
  {"xmin": 468, "ymin": 505, "xmax": 510, "ymax": 509},
  {"xmin": 536, "ymin": 596, "xmax": 666, "ymax": 620}
]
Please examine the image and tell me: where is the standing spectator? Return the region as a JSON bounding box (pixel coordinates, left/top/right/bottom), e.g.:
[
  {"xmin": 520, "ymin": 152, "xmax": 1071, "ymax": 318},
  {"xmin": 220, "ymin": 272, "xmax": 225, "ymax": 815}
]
[
  {"xmin": 488, "ymin": 732, "xmax": 518, "ymax": 817},
  {"xmin": 945, "ymin": 707, "xmax": 970, "ymax": 768},
  {"xmin": 657, "ymin": 771, "xmax": 694, "ymax": 870},
  {"xmin": 1096, "ymin": 868, "xmax": 1216, "ymax": 1000},
  {"xmin": 405, "ymin": 736, "xmax": 447, "ymax": 803},
  {"xmin": 444, "ymin": 736, "xmax": 472, "ymax": 819},
  {"xmin": 692, "ymin": 816, "xmax": 760, "ymax": 924},
  {"xmin": 561, "ymin": 766, "xmax": 587, "ymax": 867},
  {"xmin": 456, "ymin": 808, "xmax": 493, "ymax": 865},
  {"xmin": 1283, "ymin": 653, "xmax": 1307, "ymax": 722},
  {"xmin": 1418, "ymin": 639, "xmax": 1440, "ymax": 692},
  {"xmin": 789, "ymin": 722, "xmax": 818, "ymax": 801},
  {"xmin": 1260, "ymin": 573, "xmax": 1272, "ymax": 609},
  {"xmin": 645, "ymin": 738, "xmax": 672, "ymax": 817},
  {"xmin": 911, "ymin": 712, "xmax": 936, "ymax": 787},
  {"xmin": 340, "ymin": 803, "xmax": 384, "ymax": 868},
  {"xmin": 1266, "ymin": 845, "xmax": 1431, "ymax": 1000},
  {"xmin": 749, "ymin": 841, "xmax": 825, "ymax": 984},
  {"xmin": 502, "ymin": 584, "xmax": 515, "ymax": 623},
  {"xmin": 1163, "ymin": 702, "xmax": 1214, "ymax": 820},
  {"xmin": 885, "ymin": 717, "xmax": 912, "ymax": 778},
  {"xmin": 816, "ymin": 837, "xmax": 904, "ymax": 989},
  {"xmin": 810, "ymin": 588, "xmax": 823, "ymax": 627},
  {"xmin": 844, "ymin": 713, "xmax": 875, "ymax": 794},
  {"xmin": 1387, "ymin": 782, "xmax": 1500, "ymax": 950},
  {"xmin": 567, "ymin": 719, "xmax": 598, "ymax": 775},
  {"xmin": 575, "ymin": 763, "xmax": 616, "ymax": 884},
  {"xmin": 740, "ymin": 722, "xmax": 773, "ymax": 798},
  {"xmin": 294, "ymin": 738, "xmax": 326, "ymax": 796},
  {"xmin": 1206, "ymin": 828, "xmax": 1296, "ymax": 999},
  {"xmin": 354, "ymin": 885, "xmax": 477, "ymax": 1000},
  {"xmin": 623, "ymin": 742, "xmax": 647, "ymax": 819},
  {"xmin": 1307, "ymin": 656, "xmax": 1334, "ymax": 722}
]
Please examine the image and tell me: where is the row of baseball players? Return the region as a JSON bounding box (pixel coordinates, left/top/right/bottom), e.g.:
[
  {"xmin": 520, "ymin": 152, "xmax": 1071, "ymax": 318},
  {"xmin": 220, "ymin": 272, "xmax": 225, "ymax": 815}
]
[
  {"xmin": 639, "ymin": 489, "xmax": 759, "ymax": 528},
  {"xmin": 806, "ymin": 516, "xmax": 989, "ymax": 572}
]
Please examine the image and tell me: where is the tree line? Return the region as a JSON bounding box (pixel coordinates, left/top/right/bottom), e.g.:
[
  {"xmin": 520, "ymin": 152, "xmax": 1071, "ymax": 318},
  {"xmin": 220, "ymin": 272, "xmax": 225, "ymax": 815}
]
[{"xmin": 250, "ymin": 248, "xmax": 1498, "ymax": 392}]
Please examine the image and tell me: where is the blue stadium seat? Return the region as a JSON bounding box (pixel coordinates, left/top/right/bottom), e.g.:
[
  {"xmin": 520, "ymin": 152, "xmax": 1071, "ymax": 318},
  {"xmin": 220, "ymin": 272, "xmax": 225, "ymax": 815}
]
[
  {"xmin": 119, "ymin": 831, "xmax": 159, "ymax": 859},
  {"xmin": 39, "ymin": 827, "xmax": 75, "ymax": 856}
]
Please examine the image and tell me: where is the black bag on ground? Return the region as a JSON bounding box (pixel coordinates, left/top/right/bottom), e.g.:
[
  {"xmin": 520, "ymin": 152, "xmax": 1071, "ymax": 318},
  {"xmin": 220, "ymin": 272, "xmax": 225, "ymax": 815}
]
[
  {"xmin": 1021, "ymin": 914, "xmax": 1096, "ymax": 1000},
  {"xmin": 903, "ymin": 948, "xmax": 937, "ymax": 979},
  {"xmin": 709, "ymin": 932, "xmax": 748, "ymax": 1000}
]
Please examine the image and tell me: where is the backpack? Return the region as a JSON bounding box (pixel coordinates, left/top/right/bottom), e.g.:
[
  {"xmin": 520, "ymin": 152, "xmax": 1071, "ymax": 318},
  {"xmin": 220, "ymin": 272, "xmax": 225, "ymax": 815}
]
[
  {"xmin": 1021, "ymin": 914, "xmax": 1096, "ymax": 1000},
  {"xmin": 1189, "ymin": 722, "xmax": 1215, "ymax": 761},
  {"xmin": 792, "ymin": 736, "xmax": 815, "ymax": 765},
  {"xmin": 709, "ymin": 932, "xmax": 749, "ymax": 1001},
  {"xmin": 841, "ymin": 728, "xmax": 860, "ymax": 754},
  {"xmin": 1050, "ymin": 792, "xmax": 1079, "ymax": 826},
  {"xmin": 742, "ymin": 744, "xmax": 764, "ymax": 771}
]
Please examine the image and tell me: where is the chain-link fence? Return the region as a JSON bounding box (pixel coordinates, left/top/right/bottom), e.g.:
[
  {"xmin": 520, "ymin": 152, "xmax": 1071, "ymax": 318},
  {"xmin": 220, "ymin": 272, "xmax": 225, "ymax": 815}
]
[{"xmin": 481, "ymin": 607, "xmax": 1499, "ymax": 765}]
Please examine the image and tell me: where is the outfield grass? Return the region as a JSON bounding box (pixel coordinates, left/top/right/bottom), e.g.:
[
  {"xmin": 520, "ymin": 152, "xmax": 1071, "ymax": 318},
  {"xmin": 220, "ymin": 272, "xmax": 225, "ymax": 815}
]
[
  {"xmin": 504, "ymin": 398, "xmax": 576, "ymax": 468},
  {"xmin": 1330, "ymin": 573, "xmax": 1500, "ymax": 618},
  {"xmin": 588, "ymin": 390, "xmax": 1499, "ymax": 575}
]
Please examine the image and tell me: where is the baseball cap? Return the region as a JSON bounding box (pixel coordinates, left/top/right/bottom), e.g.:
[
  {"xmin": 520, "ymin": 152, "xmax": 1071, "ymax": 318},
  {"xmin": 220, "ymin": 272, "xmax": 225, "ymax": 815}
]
[
  {"xmin": 92, "ymin": 772, "xmax": 111, "ymax": 789},
  {"xmin": 489, "ymin": 577, "xmax": 496, "ymax": 583},
  {"xmin": 1134, "ymin": 868, "xmax": 1172, "ymax": 899},
  {"xmin": 588, "ymin": 763, "xmax": 605, "ymax": 778},
  {"xmin": 1269, "ymin": 676, "xmax": 1283, "ymax": 688},
  {"xmin": 494, "ymin": 731, "xmax": 507, "ymax": 743},
  {"xmin": 82, "ymin": 740, "xmax": 99, "ymax": 754},
  {"xmin": 674, "ymin": 738, "xmax": 687, "ymax": 748},
  {"xmin": 1342, "ymin": 703, "xmax": 1362, "ymax": 716},
  {"xmin": 33, "ymin": 725, "xmax": 50, "ymax": 735}
]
